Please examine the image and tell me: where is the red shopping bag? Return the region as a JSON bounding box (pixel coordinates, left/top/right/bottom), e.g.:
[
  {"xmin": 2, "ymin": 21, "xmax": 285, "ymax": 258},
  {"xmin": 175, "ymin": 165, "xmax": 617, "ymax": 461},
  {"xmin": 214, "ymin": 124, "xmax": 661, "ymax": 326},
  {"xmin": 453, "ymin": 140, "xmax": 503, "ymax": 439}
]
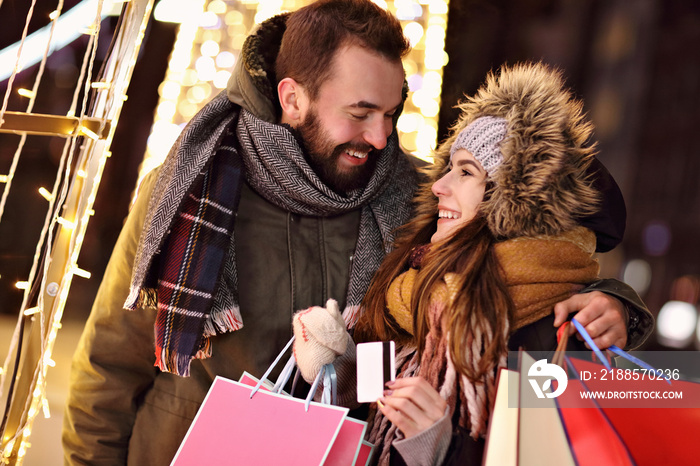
[
  {"xmin": 554, "ymin": 375, "xmax": 635, "ymax": 466},
  {"xmin": 561, "ymin": 319, "xmax": 700, "ymax": 466},
  {"xmin": 567, "ymin": 356, "xmax": 700, "ymax": 466}
]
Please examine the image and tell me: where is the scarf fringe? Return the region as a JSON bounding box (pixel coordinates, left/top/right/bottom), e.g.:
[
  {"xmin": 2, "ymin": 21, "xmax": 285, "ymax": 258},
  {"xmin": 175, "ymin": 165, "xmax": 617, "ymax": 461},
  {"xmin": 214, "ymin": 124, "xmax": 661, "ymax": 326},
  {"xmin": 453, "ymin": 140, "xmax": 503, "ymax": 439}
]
[
  {"xmin": 155, "ymin": 348, "xmax": 194, "ymax": 377},
  {"xmin": 203, "ymin": 305, "xmax": 244, "ymax": 337},
  {"xmin": 125, "ymin": 287, "xmax": 158, "ymax": 310},
  {"xmin": 342, "ymin": 305, "xmax": 360, "ymax": 329}
]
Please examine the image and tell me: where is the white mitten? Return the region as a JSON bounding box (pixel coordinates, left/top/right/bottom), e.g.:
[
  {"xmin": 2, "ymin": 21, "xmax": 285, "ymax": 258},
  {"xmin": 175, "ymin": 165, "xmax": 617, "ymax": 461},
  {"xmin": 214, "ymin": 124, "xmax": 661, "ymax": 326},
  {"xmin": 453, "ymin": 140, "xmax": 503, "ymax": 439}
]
[{"xmin": 293, "ymin": 299, "xmax": 349, "ymax": 383}]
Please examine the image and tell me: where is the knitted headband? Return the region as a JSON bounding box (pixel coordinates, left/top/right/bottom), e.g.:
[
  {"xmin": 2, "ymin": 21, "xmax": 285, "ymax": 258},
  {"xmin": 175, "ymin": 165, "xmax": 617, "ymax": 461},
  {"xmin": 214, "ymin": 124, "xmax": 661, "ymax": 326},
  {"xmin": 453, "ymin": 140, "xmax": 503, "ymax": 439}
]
[{"xmin": 449, "ymin": 115, "xmax": 507, "ymax": 175}]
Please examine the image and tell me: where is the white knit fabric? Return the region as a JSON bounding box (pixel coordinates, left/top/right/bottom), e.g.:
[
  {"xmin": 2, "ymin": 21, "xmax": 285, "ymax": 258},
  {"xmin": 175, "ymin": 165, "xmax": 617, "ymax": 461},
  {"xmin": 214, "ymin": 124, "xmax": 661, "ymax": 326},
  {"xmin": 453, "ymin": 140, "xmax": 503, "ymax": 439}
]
[
  {"xmin": 449, "ymin": 115, "xmax": 507, "ymax": 175},
  {"xmin": 292, "ymin": 299, "xmax": 349, "ymax": 383}
]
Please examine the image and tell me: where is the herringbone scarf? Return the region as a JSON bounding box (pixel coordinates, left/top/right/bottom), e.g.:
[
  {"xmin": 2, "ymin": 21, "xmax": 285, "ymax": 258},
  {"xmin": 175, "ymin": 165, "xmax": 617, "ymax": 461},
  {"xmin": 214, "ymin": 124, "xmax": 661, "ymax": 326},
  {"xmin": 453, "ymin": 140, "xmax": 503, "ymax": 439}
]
[{"xmin": 126, "ymin": 93, "xmax": 415, "ymax": 375}]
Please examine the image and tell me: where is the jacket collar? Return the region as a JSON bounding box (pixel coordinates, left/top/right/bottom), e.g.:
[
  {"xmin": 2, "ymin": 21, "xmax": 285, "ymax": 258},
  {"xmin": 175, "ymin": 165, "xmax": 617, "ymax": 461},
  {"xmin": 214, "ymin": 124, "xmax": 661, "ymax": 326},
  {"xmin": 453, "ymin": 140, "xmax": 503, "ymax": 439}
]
[{"xmin": 226, "ymin": 13, "xmax": 289, "ymax": 123}]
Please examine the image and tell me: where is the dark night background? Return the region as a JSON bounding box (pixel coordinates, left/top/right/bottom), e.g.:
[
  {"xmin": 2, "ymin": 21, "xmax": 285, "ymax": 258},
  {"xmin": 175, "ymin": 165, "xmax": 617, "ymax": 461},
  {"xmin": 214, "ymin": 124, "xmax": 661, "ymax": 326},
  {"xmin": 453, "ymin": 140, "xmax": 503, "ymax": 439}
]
[{"xmin": 1, "ymin": 0, "xmax": 699, "ymax": 352}]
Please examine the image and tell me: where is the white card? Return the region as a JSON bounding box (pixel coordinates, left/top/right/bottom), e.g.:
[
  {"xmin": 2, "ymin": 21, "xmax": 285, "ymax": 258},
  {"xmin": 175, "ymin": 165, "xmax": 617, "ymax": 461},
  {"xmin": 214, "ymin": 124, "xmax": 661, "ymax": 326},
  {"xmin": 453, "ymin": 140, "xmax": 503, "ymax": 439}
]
[{"xmin": 356, "ymin": 341, "xmax": 396, "ymax": 403}]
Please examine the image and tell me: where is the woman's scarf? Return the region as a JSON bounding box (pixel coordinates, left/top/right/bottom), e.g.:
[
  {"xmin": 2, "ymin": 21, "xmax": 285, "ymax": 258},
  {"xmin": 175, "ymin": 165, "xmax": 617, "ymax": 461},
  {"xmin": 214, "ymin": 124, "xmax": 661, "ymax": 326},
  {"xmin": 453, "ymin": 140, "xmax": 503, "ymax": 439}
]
[
  {"xmin": 125, "ymin": 93, "xmax": 416, "ymax": 375},
  {"xmin": 368, "ymin": 227, "xmax": 599, "ymax": 464}
]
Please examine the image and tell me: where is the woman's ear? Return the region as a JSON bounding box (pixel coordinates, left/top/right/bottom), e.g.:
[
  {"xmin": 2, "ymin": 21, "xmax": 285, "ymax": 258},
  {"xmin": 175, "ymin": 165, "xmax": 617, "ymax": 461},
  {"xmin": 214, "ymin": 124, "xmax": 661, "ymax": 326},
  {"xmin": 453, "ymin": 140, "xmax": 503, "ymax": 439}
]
[{"xmin": 278, "ymin": 77, "xmax": 308, "ymax": 125}]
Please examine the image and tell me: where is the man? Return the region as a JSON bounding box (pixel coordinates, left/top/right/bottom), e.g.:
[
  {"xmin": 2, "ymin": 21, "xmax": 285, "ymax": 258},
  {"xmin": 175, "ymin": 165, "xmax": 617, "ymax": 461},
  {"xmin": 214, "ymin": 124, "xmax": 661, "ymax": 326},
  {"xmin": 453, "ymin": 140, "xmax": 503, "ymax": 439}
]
[{"xmin": 62, "ymin": 1, "xmax": 651, "ymax": 464}]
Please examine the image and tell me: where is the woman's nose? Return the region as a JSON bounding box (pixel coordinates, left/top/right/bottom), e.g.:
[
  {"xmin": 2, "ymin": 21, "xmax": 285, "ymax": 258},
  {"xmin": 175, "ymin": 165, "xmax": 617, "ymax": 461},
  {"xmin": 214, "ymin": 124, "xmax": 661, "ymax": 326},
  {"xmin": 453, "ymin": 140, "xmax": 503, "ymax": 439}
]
[{"xmin": 431, "ymin": 173, "xmax": 450, "ymax": 198}]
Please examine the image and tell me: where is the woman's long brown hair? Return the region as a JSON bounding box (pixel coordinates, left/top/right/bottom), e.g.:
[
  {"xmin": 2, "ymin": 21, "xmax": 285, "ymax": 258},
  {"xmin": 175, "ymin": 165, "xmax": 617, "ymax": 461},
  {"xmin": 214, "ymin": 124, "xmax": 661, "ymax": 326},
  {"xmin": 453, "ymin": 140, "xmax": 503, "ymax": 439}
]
[{"xmin": 354, "ymin": 194, "xmax": 515, "ymax": 383}]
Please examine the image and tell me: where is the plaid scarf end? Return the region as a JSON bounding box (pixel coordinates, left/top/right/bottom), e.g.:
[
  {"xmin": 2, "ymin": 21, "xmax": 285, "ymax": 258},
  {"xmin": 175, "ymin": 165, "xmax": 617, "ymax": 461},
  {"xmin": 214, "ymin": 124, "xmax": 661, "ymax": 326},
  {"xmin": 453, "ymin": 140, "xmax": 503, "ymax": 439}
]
[
  {"xmin": 155, "ymin": 347, "xmax": 200, "ymax": 377},
  {"xmin": 203, "ymin": 306, "xmax": 244, "ymax": 337}
]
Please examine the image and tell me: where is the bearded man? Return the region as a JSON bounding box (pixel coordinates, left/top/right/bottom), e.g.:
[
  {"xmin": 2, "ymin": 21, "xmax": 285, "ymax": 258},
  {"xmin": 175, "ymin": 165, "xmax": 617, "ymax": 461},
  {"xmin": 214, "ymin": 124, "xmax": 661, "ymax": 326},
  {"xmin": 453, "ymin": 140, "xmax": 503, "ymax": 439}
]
[{"xmin": 63, "ymin": 0, "xmax": 652, "ymax": 464}]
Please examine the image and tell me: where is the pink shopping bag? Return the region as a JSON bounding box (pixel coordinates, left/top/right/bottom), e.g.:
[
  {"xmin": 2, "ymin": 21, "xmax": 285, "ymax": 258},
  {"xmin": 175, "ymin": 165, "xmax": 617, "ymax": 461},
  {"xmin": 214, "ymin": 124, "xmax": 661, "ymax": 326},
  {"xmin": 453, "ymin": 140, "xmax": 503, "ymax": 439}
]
[
  {"xmin": 239, "ymin": 369, "xmax": 371, "ymax": 465},
  {"xmin": 171, "ymin": 376, "xmax": 349, "ymax": 465}
]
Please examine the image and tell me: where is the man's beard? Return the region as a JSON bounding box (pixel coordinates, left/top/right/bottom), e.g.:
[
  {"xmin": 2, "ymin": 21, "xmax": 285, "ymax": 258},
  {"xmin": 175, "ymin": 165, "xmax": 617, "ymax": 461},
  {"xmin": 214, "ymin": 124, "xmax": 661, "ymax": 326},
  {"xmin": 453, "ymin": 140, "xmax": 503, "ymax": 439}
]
[{"xmin": 296, "ymin": 109, "xmax": 380, "ymax": 194}]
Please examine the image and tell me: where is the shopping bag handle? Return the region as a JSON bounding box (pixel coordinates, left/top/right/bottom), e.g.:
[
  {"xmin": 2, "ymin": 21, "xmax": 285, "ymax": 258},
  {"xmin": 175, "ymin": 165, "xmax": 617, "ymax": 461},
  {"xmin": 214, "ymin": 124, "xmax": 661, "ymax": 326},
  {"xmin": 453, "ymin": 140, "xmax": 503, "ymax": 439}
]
[
  {"xmin": 305, "ymin": 364, "xmax": 337, "ymax": 412},
  {"xmin": 249, "ymin": 336, "xmax": 341, "ymax": 405},
  {"xmin": 569, "ymin": 318, "xmax": 671, "ymax": 384},
  {"xmin": 250, "ymin": 336, "xmax": 295, "ymax": 399}
]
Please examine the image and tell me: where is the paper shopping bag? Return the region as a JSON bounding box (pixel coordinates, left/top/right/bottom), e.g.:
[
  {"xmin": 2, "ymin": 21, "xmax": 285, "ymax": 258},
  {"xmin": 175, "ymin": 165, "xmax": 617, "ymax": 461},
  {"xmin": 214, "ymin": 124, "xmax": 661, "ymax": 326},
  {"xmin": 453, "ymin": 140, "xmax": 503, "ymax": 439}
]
[
  {"xmin": 483, "ymin": 354, "xmax": 577, "ymax": 466},
  {"xmin": 171, "ymin": 376, "xmax": 349, "ymax": 466},
  {"xmin": 355, "ymin": 440, "xmax": 375, "ymax": 466},
  {"xmin": 557, "ymin": 319, "xmax": 700, "ymax": 466},
  {"xmin": 517, "ymin": 351, "xmax": 577, "ymax": 466},
  {"xmin": 568, "ymin": 356, "xmax": 700, "ymax": 466},
  {"xmin": 482, "ymin": 368, "xmax": 518, "ymax": 466},
  {"xmin": 484, "ymin": 351, "xmax": 636, "ymax": 466},
  {"xmin": 239, "ymin": 371, "xmax": 370, "ymax": 465},
  {"xmin": 554, "ymin": 370, "xmax": 635, "ymax": 466}
]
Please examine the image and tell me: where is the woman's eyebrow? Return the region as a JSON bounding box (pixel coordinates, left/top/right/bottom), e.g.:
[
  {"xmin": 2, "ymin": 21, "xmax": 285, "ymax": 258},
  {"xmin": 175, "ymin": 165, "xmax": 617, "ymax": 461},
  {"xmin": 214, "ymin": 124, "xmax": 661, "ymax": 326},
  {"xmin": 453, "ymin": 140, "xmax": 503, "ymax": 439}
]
[{"xmin": 455, "ymin": 158, "xmax": 485, "ymax": 173}]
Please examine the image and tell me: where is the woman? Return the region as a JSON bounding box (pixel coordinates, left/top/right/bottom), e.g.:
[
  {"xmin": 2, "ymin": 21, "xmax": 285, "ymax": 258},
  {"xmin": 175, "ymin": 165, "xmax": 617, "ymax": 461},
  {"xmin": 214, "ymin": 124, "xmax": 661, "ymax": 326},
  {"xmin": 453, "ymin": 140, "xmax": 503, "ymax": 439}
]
[
  {"xmin": 293, "ymin": 62, "xmax": 648, "ymax": 465},
  {"xmin": 354, "ymin": 61, "xmax": 622, "ymax": 465}
]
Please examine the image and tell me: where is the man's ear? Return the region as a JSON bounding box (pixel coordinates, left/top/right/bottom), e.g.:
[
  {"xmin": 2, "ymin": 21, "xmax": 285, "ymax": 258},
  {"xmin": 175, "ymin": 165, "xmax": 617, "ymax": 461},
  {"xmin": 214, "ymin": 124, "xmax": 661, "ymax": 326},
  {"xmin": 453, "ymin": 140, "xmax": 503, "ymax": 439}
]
[{"xmin": 278, "ymin": 77, "xmax": 308, "ymax": 125}]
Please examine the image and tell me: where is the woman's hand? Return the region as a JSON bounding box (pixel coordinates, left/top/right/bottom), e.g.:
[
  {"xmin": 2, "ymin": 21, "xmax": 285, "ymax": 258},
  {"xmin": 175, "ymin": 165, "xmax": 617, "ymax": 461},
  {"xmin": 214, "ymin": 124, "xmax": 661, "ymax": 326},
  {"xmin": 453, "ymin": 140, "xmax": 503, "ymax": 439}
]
[{"xmin": 377, "ymin": 376, "xmax": 447, "ymax": 439}]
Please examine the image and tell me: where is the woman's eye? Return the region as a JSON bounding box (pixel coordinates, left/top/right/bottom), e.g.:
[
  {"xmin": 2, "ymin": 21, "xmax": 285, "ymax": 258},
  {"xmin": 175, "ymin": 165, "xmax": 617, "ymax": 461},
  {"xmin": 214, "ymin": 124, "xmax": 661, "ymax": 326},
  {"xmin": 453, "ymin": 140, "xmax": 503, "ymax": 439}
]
[{"xmin": 461, "ymin": 169, "xmax": 473, "ymax": 177}]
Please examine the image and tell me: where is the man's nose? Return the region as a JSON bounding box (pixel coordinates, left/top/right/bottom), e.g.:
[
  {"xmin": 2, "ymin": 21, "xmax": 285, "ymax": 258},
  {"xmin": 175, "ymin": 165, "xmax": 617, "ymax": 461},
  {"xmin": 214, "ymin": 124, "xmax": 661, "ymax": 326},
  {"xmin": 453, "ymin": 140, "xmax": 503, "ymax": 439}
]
[{"xmin": 363, "ymin": 117, "xmax": 392, "ymax": 150}]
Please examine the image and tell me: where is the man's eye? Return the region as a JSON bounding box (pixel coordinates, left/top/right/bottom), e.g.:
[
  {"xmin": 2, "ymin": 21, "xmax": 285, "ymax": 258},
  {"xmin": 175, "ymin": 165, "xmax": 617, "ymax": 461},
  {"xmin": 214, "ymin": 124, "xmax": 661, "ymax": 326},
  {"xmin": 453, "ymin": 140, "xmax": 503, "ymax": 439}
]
[{"xmin": 350, "ymin": 113, "xmax": 368, "ymax": 120}]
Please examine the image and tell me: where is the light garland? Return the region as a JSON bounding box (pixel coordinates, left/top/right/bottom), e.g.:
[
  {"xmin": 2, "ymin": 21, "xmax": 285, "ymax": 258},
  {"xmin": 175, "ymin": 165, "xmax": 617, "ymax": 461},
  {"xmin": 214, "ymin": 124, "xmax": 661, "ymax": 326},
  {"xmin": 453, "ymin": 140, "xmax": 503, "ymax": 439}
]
[
  {"xmin": 141, "ymin": 0, "xmax": 450, "ymax": 186},
  {"xmin": 0, "ymin": 0, "xmax": 155, "ymax": 463}
]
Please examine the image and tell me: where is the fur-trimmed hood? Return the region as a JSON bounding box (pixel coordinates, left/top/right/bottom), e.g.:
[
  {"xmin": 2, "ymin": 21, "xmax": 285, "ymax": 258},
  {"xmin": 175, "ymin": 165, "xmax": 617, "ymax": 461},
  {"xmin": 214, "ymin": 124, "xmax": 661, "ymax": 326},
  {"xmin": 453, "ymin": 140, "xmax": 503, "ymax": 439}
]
[
  {"xmin": 423, "ymin": 62, "xmax": 600, "ymax": 240},
  {"xmin": 226, "ymin": 14, "xmax": 289, "ymax": 123}
]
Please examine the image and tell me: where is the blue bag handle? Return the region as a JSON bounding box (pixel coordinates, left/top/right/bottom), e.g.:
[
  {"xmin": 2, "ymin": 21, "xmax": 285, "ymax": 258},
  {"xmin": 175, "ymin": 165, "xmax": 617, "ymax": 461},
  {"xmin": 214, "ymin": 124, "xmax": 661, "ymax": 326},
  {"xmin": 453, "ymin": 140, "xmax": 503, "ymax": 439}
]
[
  {"xmin": 250, "ymin": 336, "xmax": 296, "ymax": 398},
  {"xmin": 570, "ymin": 318, "xmax": 671, "ymax": 384},
  {"xmin": 249, "ymin": 336, "xmax": 341, "ymax": 404},
  {"xmin": 304, "ymin": 364, "xmax": 337, "ymax": 411}
]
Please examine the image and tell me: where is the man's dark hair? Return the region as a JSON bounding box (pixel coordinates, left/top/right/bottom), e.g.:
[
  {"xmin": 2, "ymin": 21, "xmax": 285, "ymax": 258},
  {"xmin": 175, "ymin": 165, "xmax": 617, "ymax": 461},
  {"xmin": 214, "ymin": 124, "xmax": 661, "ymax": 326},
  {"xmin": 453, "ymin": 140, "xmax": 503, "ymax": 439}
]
[{"xmin": 275, "ymin": 0, "xmax": 410, "ymax": 100}]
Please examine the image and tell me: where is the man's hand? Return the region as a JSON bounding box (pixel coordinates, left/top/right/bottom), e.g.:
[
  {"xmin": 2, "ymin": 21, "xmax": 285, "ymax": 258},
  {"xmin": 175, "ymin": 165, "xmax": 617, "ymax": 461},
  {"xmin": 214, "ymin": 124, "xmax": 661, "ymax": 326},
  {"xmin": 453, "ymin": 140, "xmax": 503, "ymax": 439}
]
[
  {"xmin": 553, "ymin": 291, "xmax": 628, "ymax": 349},
  {"xmin": 377, "ymin": 377, "xmax": 447, "ymax": 439}
]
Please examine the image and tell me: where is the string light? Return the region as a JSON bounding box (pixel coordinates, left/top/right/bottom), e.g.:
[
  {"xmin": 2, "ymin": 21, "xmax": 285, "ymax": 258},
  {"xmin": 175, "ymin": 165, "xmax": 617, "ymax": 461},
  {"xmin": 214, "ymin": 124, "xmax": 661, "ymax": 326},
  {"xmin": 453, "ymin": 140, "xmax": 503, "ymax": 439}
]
[
  {"xmin": 41, "ymin": 398, "xmax": 51, "ymax": 419},
  {"xmin": 72, "ymin": 266, "xmax": 92, "ymax": 279},
  {"xmin": 1, "ymin": 2, "xmax": 156, "ymax": 465},
  {"xmin": 38, "ymin": 187, "xmax": 53, "ymax": 201},
  {"xmin": 17, "ymin": 89, "xmax": 36, "ymax": 98},
  {"xmin": 80, "ymin": 26, "xmax": 98, "ymax": 36},
  {"xmin": 91, "ymin": 81, "xmax": 112, "ymax": 89},
  {"xmin": 56, "ymin": 217, "xmax": 76, "ymax": 229},
  {"xmin": 79, "ymin": 125, "xmax": 100, "ymax": 140},
  {"xmin": 22, "ymin": 307, "xmax": 41, "ymax": 316}
]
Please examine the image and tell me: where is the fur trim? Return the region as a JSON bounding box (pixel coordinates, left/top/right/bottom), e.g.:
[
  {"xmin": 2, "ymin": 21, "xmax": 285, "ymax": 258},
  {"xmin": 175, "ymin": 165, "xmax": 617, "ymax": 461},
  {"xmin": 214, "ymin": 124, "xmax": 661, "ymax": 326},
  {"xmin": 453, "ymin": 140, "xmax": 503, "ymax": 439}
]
[
  {"xmin": 421, "ymin": 62, "xmax": 600, "ymax": 240},
  {"xmin": 240, "ymin": 13, "xmax": 289, "ymax": 111}
]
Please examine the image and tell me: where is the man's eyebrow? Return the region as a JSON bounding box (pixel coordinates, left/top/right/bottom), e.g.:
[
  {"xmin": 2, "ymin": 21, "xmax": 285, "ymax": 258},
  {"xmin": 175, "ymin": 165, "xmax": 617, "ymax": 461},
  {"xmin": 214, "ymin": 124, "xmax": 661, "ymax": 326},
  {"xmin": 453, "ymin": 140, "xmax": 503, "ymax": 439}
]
[{"xmin": 348, "ymin": 101, "xmax": 402, "ymax": 112}]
